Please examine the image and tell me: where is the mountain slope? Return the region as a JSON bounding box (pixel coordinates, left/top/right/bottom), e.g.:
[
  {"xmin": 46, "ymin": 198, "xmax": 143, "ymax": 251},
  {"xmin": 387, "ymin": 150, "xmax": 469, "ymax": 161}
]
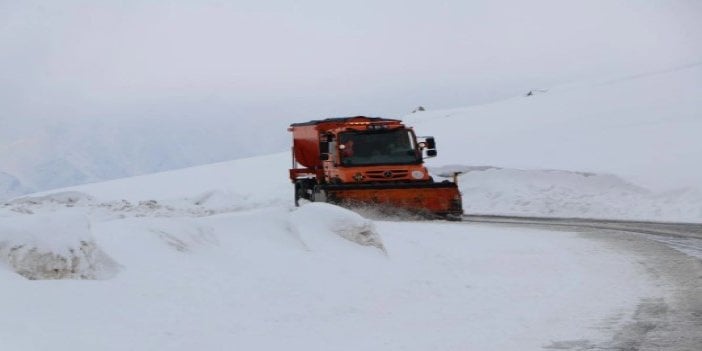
[
  {"xmin": 0, "ymin": 116, "xmax": 289, "ymax": 200},
  {"xmin": 407, "ymin": 63, "xmax": 702, "ymax": 191},
  {"xmin": 0, "ymin": 172, "xmax": 30, "ymax": 199}
]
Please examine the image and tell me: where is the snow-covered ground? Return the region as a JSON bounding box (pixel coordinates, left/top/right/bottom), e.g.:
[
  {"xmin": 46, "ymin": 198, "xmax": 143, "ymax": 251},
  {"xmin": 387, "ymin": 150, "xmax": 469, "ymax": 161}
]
[
  {"xmin": 407, "ymin": 63, "xmax": 702, "ymax": 193},
  {"xmin": 432, "ymin": 165, "xmax": 702, "ymax": 223},
  {"xmin": 1, "ymin": 153, "xmax": 665, "ymax": 350},
  {"xmin": 402, "ymin": 63, "xmax": 702, "ymax": 222}
]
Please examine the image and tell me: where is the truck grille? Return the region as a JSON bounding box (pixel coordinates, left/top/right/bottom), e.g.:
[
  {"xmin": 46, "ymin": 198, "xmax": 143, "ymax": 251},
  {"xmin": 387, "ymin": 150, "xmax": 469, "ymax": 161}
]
[{"xmin": 365, "ymin": 170, "xmax": 409, "ymax": 180}]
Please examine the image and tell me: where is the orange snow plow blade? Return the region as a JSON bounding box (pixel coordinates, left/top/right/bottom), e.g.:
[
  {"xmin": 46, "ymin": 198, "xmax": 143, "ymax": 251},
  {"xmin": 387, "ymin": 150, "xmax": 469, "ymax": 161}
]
[{"xmin": 321, "ymin": 182, "xmax": 463, "ymax": 220}]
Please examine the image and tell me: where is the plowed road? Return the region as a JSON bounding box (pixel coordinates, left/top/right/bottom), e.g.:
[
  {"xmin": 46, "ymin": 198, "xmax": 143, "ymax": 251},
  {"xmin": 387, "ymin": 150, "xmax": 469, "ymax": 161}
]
[
  {"xmin": 463, "ymin": 215, "xmax": 702, "ymax": 351},
  {"xmin": 463, "ymin": 215, "xmax": 702, "ymax": 239}
]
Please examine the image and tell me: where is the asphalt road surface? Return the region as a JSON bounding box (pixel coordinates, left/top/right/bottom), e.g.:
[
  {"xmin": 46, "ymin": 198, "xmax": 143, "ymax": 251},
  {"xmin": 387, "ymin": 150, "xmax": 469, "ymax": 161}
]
[{"xmin": 463, "ymin": 215, "xmax": 702, "ymax": 351}]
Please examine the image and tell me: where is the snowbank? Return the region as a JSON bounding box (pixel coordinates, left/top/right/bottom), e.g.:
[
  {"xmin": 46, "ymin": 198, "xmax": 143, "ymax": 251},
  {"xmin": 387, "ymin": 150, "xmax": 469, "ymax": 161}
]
[
  {"xmin": 0, "ymin": 212, "xmax": 119, "ymax": 279},
  {"xmin": 433, "ymin": 165, "xmax": 702, "ymax": 222},
  {"xmin": 6, "ymin": 191, "xmax": 95, "ymax": 212},
  {"xmin": 290, "ymin": 203, "xmax": 385, "ymax": 252}
]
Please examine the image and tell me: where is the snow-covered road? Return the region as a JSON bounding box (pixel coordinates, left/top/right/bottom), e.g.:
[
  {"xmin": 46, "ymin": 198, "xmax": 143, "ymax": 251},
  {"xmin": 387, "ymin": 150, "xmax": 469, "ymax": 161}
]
[
  {"xmin": 460, "ymin": 216, "xmax": 702, "ymax": 350},
  {"xmin": 464, "ymin": 215, "xmax": 702, "ymax": 241}
]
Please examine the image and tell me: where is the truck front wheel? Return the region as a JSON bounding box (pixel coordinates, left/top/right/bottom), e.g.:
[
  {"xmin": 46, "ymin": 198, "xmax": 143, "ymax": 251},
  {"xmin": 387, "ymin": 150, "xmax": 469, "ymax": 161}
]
[{"xmin": 294, "ymin": 179, "xmax": 316, "ymax": 206}]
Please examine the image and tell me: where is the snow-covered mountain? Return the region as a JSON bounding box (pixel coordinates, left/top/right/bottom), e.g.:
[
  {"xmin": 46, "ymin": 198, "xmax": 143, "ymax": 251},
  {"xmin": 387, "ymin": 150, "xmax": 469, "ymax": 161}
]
[
  {"xmin": 406, "ymin": 62, "xmax": 702, "ymax": 192},
  {"xmin": 0, "ymin": 116, "xmax": 289, "ymax": 200},
  {"xmin": 0, "ymin": 171, "xmax": 29, "ymax": 199}
]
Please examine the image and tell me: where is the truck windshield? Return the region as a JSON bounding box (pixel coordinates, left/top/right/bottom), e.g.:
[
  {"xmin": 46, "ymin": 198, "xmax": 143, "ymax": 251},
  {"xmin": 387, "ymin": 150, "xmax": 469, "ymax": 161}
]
[{"xmin": 339, "ymin": 129, "xmax": 420, "ymax": 166}]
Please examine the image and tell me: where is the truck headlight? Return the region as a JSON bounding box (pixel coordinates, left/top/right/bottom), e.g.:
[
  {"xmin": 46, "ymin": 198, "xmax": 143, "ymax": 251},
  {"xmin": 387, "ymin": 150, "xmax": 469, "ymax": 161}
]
[{"xmin": 411, "ymin": 170, "xmax": 424, "ymax": 179}]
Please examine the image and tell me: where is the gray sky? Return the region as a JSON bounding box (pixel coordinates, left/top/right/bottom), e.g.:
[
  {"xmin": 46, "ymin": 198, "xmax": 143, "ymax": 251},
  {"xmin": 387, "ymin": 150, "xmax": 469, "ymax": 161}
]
[{"xmin": 2, "ymin": 0, "xmax": 701, "ymax": 124}]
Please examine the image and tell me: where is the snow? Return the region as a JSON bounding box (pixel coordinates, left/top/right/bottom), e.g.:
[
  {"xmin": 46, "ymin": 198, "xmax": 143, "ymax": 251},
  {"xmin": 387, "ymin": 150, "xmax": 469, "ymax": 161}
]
[
  {"xmin": 289, "ymin": 202, "xmax": 385, "ymax": 251},
  {"xmin": 0, "ymin": 52, "xmax": 699, "ymax": 350},
  {"xmin": 0, "ymin": 171, "xmax": 30, "ymax": 199},
  {"xmin": 0, "ymin": 151, "xmax": 666, "ymax": 350},
  {"xmin": 37, "ymin": 153, "xmax": 291, "ymax": 206},
  {"xmin": 408, "ymin": 63, "xmax": 702, "ymax": 192},
  {"xmin": 0, "ymin": 117, "xmax": 290, "ymax": 200},
  {"xmin": 0, "ymin": 211, "xmax": 119, "ymax": 280},
  {"xmin": 0, "ymin": 206, "xmax": 658, "ymax": 350},
  {"xmin": 432, "ymin": 165, "xmax": 702, "ymax": 222},
  {"xmin": 0, "ymin": 212, "xmax": 91, "ymax": 255}
]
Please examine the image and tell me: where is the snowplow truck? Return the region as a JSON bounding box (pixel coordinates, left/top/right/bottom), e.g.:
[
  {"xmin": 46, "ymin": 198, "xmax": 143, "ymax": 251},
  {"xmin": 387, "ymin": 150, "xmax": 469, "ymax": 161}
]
[{"xmin": 288, "ymin": 116, "xmax": 463, "ymax": 219}]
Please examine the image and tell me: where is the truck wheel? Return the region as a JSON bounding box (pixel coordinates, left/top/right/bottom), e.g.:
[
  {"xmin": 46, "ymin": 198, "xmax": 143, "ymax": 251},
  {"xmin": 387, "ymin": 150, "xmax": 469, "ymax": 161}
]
[{"xmin": 295, "ymin": 180, "xmax": 314, "ymax": 206}]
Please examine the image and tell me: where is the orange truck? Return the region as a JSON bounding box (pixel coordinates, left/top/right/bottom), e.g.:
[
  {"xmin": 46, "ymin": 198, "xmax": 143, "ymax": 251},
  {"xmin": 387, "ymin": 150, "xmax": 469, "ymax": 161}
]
[{"xmin": 288, "ymin": 116, "xmax": 463, "ymax": 219}]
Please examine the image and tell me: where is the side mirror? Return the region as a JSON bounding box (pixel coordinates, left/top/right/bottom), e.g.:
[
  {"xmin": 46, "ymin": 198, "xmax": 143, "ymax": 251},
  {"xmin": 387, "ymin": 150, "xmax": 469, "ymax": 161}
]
[
  {"xmin": 426, "ymin": 149, "xmax": 437, "ymax": 157},
  {"xmin": 425, "ymin": 137, "xmax": 436, "ymax": 150}
]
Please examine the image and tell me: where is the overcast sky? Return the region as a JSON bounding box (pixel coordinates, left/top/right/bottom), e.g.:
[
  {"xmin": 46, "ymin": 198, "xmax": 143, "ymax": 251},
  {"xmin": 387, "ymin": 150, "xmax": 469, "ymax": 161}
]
[{"xmin": 2, "ymin": 0, "xmax": 701, "ymax": 125}]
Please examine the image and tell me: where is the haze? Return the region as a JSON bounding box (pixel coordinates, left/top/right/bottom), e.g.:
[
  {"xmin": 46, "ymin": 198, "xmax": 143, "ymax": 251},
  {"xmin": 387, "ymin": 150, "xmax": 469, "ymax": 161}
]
[{"xmin": 2, "ymin": 0, "xmax": 701, "ymax": 125}]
